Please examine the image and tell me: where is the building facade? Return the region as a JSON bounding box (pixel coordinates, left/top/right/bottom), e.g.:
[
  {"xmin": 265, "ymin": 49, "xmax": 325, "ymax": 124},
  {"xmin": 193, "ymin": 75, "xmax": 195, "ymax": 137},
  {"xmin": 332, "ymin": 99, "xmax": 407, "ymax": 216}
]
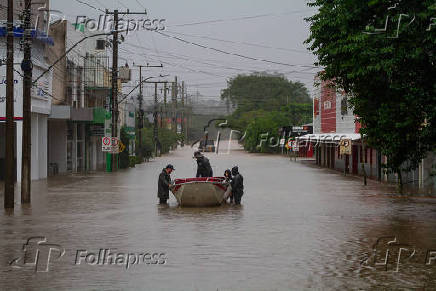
[
  {"xmin": 0, "ymin": 0, "xmax": 53, "ymax": 181},
  {"xmin": 303, "ymin": 76, "xmax": 435, "ymax": 193}
]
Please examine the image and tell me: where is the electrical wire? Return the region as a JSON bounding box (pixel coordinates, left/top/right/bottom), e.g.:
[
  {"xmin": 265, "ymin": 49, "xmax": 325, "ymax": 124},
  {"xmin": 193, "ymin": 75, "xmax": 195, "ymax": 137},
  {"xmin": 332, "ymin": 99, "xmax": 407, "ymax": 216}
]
[
  {"xmin": 164, "ymin": 30, "xmax": 310, "ymax": 54},
  {"xmin": 167, "ymin": 9, "xmax": 315, "ymax": 28},
  {"xmin": 154, "ymin": 31, "xmax": 318, "ymax": 69}
]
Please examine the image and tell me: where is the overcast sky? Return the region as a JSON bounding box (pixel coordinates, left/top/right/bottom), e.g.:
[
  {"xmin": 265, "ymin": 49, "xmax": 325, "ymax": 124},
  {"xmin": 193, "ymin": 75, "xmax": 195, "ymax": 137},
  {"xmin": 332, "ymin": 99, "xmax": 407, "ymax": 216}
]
[{"xmin": 52, "ymin": 0, "xmax": 318, "ymax": 101}]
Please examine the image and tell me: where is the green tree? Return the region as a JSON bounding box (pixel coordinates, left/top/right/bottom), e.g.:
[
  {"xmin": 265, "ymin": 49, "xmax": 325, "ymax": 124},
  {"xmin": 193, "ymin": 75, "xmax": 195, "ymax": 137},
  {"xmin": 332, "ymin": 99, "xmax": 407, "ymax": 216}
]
[
  {"xmin": 136, "ymin": 124, "xmax": 181, "ymax": 159},
  {"xmin": 221, "ymin": 73, "xmax": 311, "ymax": 121},
  {"xmin": 243, "ymin": 104, "xmax": 312, "ymax": 153},
  {"xmin": 306, "ymin": 0, "xmax": 436, "ymax": 190}
]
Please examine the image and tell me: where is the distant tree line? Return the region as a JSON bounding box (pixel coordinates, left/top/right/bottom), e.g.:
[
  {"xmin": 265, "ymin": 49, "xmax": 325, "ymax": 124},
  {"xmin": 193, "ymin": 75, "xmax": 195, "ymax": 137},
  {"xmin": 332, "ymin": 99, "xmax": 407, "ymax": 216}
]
[{"xmin": 221, "ymin": 73, "xmax": 313, "ymax": 152}]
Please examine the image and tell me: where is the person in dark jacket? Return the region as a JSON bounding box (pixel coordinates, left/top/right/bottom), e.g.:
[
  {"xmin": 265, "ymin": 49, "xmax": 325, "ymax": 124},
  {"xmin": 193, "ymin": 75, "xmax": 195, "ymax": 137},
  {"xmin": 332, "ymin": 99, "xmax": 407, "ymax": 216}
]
[
  {"xmin": 157, "ymin": 164, "xmax": 175, "ymax": 204},
  {"xmin": 194, "ymin": 151, "xmax": 213, "ymax": 177},
  {"xmin": 231, "ymin": 166, "xmax": 244, "ymax": 205}
]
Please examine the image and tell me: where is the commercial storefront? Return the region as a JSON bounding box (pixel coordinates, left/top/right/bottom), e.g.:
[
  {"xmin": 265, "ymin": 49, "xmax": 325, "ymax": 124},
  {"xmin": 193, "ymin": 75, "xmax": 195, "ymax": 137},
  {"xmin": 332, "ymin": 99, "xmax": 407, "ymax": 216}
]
[{"xmin": 0, "ymin": 40, "xmax": 52, "ymax": 181}]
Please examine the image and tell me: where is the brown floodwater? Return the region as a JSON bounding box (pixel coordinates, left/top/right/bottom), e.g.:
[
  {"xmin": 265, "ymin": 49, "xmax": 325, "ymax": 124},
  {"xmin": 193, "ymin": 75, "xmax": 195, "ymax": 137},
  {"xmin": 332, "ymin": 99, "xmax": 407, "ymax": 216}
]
[{"xmin": 1, "ymin": 144, "xmax": 436, "ymax": 290}]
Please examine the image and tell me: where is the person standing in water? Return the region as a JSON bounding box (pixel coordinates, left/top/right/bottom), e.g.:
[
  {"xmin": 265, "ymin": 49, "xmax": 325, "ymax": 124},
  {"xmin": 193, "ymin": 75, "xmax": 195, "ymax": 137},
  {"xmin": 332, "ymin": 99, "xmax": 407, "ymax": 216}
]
[
  {"xmin": 157, "ymin": 164, "xmax": 175, "ymax": 204},
  {"xmin": 231, "ymin": 166, "xmax": 244, "ymax": 205}
]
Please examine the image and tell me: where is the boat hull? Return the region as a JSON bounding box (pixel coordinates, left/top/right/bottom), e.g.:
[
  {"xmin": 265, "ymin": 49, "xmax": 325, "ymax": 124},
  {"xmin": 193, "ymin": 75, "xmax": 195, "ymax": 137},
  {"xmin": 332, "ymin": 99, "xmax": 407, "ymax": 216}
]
[{"xmin": 171, "ymin": 178, "xmax": 227, "ymax": 207}]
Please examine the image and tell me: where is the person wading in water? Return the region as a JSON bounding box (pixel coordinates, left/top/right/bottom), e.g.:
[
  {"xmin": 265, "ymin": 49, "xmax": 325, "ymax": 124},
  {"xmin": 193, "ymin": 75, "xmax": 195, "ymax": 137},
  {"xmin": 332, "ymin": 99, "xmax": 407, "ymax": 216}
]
[
  {"xmin": 157, "ymin": 164, "xmax": 175, "ymax": 204},
  {"xmin": 231, "ymin": 166, "xmax": 244, "ymax": 205}
]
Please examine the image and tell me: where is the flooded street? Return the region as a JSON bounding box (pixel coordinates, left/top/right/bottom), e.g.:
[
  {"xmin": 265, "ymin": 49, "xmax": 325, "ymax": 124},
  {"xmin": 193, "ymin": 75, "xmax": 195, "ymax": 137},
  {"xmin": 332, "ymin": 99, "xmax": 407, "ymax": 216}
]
[{"xmin": 1, "ymin": 145, "xmax": 436, "ymax": 290}]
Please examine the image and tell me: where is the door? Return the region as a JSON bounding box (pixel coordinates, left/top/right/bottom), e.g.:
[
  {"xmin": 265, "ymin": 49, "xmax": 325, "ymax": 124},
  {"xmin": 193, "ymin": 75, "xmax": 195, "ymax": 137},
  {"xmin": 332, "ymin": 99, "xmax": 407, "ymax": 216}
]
[{"xmin": 352, "ymin": 145, "xmax": 358, "ymax": 175}]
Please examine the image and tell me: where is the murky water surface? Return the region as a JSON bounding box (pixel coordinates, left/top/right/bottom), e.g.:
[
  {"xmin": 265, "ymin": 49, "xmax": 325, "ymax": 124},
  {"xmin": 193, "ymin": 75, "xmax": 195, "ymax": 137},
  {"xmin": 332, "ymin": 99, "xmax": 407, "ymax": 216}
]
[{"xmin": 1, "ymin": 145, "xmax": 436, "ymax": 290}]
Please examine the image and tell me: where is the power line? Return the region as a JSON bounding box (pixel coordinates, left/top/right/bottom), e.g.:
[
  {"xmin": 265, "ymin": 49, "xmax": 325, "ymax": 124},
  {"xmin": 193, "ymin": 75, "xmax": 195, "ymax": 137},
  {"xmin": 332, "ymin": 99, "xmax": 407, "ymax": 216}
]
[
  {"xmin": 154, "ymin": 31, "xmax": 318, "ymax": 69},
  {"xmin": 73, "ymin": 0, "xmax": 106, "ymax": 13},
  {"xmin": 167, "ymin": 9, "xmax": 315, "ymax": 28},
  {"xmin": 165, "ymin": 30, "xmax": 310, "ymax": 54}
]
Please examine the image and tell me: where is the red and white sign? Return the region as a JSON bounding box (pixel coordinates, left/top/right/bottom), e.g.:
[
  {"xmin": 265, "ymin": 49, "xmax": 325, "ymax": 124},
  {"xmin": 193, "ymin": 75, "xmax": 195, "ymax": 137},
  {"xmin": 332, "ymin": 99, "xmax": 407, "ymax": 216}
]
[
  {"xmin": 102, "ymin": 136, "xmax": 112, "ymax": 152},
  {"xmin": 111, "ymin": 137, "xmax": 119, "ymax": 154}
]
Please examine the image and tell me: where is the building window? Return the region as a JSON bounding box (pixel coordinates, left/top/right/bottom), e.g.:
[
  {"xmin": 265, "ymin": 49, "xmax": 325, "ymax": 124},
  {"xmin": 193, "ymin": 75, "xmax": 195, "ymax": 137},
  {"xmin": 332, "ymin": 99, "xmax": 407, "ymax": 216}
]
[
  {"xmin": 341, "ymin": 98, "xmax": 348, "ymax": 115},
  {"xmin": 96, "ymin": 39, "xmax": 106, "ymax": 50}
]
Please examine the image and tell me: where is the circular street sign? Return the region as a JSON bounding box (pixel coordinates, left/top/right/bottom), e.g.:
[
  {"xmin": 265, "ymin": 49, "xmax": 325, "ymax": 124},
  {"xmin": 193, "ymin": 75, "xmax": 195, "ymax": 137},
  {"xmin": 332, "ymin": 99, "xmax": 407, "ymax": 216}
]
[{"xmin": 102, "ymin": 137, "xmax": 111, "ymax": 146}]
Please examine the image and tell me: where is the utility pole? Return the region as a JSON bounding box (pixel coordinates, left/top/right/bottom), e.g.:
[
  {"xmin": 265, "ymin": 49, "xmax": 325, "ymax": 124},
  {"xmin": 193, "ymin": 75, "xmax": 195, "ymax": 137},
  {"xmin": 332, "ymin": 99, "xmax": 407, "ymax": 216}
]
[
  {"xmin": 181, "ymin": 81, "xmax": 185, "ymax": 146},
  {"xmin": 136, "ymin": 65, "xmax": 145, "ymax": 161},
  {"xmin": 106, "ymin": 9, "xmax": 147, "ymax": 171},
  {"xmin": 110, "ymin": 9, "xmax": 119, "ymax": 171},
  {"xmin": 172, "ymin": 76, "xmax": 178, "ymax": 134},
  {"xmin": 134, "ymin": 63, "xmax": 162, "ymax": 161},
  {"xmin": 163, "ymin": 82, "xmax": 167, "ymax": 125},
  {"xmin": 137, "ymin": 68, "xmax": 143, "ymax": 161},
  {"xmin": 4, "ymin": 0, "xmax": 15, "ymax": 209},
  {"xmin": 141, "ymin": 81, "xmax": 168, "ymax": 157},
  {"xmin": 171, "ymin": 80, "xmax": 175, "ymax": 132},
  {"xmin": 21, "ymin": 0, "xmax": 32, "ymax": 204},
  {"xmin": 154, "ymin": 83, "xmax": 158, "ymax": 157}
]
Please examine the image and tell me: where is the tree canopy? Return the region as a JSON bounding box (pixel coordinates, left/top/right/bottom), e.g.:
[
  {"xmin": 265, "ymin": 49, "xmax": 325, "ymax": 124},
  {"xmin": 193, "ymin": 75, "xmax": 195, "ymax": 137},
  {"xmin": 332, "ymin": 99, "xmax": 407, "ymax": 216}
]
[
  {"xmin": 221, "ymin": 73, "xmax": 313, "ymax": 152},
  {"xmin": 221, "ymin": 73, "xmax": 311, "ymax": 117},
  {"xmin": 306, "ymin": 0, "xmax": 436, "ymax": 184}
]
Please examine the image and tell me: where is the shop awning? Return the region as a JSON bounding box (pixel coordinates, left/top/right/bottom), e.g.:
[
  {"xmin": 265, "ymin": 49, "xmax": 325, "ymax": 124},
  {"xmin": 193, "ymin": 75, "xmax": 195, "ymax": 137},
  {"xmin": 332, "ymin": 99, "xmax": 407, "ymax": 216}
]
[{"xmin": 296, "ymin": 133, "xmax": 361, "ymax": 143}]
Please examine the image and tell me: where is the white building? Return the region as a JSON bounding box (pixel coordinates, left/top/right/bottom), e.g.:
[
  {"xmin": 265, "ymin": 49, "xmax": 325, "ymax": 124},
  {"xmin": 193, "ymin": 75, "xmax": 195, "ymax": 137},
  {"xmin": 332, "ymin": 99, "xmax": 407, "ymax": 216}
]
[{"xmin": 0, "ymin": 0, "xmax": 53, "ymax": 181}]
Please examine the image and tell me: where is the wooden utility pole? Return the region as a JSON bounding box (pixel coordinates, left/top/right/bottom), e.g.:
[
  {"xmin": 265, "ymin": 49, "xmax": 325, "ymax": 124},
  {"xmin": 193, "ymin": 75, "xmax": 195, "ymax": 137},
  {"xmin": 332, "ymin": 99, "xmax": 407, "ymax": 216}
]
[
  {"xmin": 21, "ymin": 0, "xmax": 32, "ymax": 204},
  {"xmin": 106, "ymin": 9, "xmax": 147, "ymax": 170},
  {"xmin": 171, "ymin": 80, "xmax": 175, "ymax": 132},
  {"xmin": 154, "ymin": 83, "xmax": 158, "ymax": 156},
  {"xmin": 141, "ymin": 81, "xmax": 168, "ymax": 157},
  {"xmin": 111, "ymin": 10, "xmax": 119, "ymax": 171},
  {"xmin": 4, "ymin": 0, "xmax": 15, "ymax": 209},
  {"xmin": 181, "ymin": 81, "xmax": 185, "ymax": 146},
  {"xmin": 172, "ymin": 76, "xmax": 178, "ymax": 133},
  {"xmin": 134, "ymin": 63, "xmax": 162, "ymax": 160},
  {"xmin": 163, "ymin": 82, "xmax": 167, "ymax": 123},
  {"xmin": 137, "ymin": 66, "xmax": 143, "ymax": 160}
]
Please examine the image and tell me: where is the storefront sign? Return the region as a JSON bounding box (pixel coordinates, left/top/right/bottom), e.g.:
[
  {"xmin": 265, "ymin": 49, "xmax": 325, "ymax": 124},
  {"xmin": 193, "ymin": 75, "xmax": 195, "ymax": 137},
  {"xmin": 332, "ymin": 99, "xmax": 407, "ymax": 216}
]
[{"xmin": 339, "ymin": 139, "xmax": 352, "ymax": 155}]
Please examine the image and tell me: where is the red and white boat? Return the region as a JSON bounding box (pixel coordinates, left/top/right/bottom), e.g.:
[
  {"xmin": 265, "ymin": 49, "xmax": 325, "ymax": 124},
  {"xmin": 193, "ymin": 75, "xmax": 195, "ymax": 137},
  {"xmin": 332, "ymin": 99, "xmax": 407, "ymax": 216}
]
[{"xmin": 171, "ymin": 177, "xmax": 228, "ymax": 207}]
